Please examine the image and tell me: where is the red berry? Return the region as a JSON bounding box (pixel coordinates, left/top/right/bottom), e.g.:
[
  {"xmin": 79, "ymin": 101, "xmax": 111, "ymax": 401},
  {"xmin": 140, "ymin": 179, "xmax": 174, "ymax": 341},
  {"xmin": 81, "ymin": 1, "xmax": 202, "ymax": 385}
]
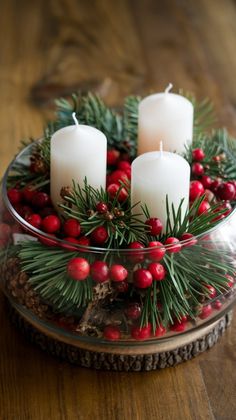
[
  {"xmin": 42, "ymin": 215, "xmax": 61, "ymax": 233},
  {"xmin": 229, "ymin": 181, "xmax": 236, "ymax": 199},
  {"xmin": 107, "ymin": 183, "xmax": 128, "ymax": 202},
  {"xmin": 165, "ymin": 237, "xmax": 182, "ymax": 253},
  {"xmin": 198, "ymin": 200, "xmax": 210, "ymax": 215},
  {"xmin": 96, "ymin": 202, "xmax": 108, "ymax": 214},
  {"xmin": 127, "ymin": 241, "xmax": 144, "ymax": 262},
  {"xmin": 217, "ymin": 201, "xmax": 232, "ymax": 217},
  {"xmin": 103, "ymin": 325, "xmax": 121, "ymax": 341},
  {"xmin": 115, "ymin": 281, "xmax": 129, "ymax": 293},
  {"xmin": 32, "ymin": 192, "xmax": 50, "ymax": 208},
  {"xmin": 217, "ymin": 182, "xmax": 235, "ymax": 201},
  {"xmin": 67, "ymin": 257, "xmax": 90, "ymax": 281},
  {"xmin": 90, "ymin": 226, "xmax": 108, "ymax": 245},
  {"xmin": 131, "ymin": 323, "xmax": 151, "ymax": 340},
  {"xmin": 117, "ymin": 161, "xmax": 131, "ymax": 171},
  {"xmin": 148, "ymin": 241, "xmax": 166, "ymax": 261},
  {"xmin": 170, "ymin": 320, "xmax": 186, "ymax": 332},
  {"xmin": 192, "ymin": 162, "xmax": 204, "ymax": 176},
  {"xmin": 91, "ymin": 260, "xmax": 109, "ymax": 283},
  {"xmin": 108, "ymin": 170, "xmax": 129, "ymax": 186},
  {"xmin": 148, "ymin": 262, "xmax": 166, "ymax": 281},
  {"xmin": 17, "ymin": 205, "xmax": 33, "ymax": 218},
  {"xmin": 109, "ymin": 264, "xmax": 128, "ymax": 282},
  {"xmin": 63, "ymin": 218, "xmax": 81, "ymax": 238},
  {"xmin": 107, "ymin": 149, "xmax": 120, "ymax": 166},
  {"xmin": 62, "ymin": 237, "xmax": 80, "ymax": 251},
  {"xmin": 155, "ymin": 324, "xmax": 166, "ymax": 337},
  {"xmin": 133, "ymin": 268, "xmax": 153, "ymax": 288},
  {"xmin": 145, "ymin": 218, "xmax": 163, "ymax": 236},
  {"xmin": 226, "ymin": 274, "xmax": 234, "ymax": 288},
  {"xmin": 26, "ymin": 214, "xmax": 42, "ymax": 229},
  {"xmin": 213, "ymin": 300, "xmax": 222, "ymax": 310},
  {"xmin": 210, "ymin": 179, "xmax": 221, "ymax": 193},
  {"xmin": 7, "ymin": 188, "xmax": 22, "ymax": 205},
  {"xmin": 192, "ymin": 148, "xmax": 205, "ymax": 161},
  {"xmin": 77, "ymin": 236, "xmax": 90, "ymax": 248},
  {"xmin": 39, "ymin": 207, "xmax": 56, "ymax": 218},
  {"xmin": 204, "ymin": 284, "xmax": 217, "ymax": 299},
  {"xmin": 0, "ymin": 223, "xmax": 12, "ymax": 240},
  {"xmin": 199, "ymin": 304, "xmax": 212, "ymax": 319},
  {"xmin": 125, "ymin": 303, "xmax": 141, "ymax": 320},
  {"xmin": 201, "ymin": 175, "xmax": 212, "ymax": 189},
  {"xmin": 22, "ymin": 186, "xmax": 35, "ymax": 203},
  {"xmin": 180, "ymin": 233, "xmax": 197, "ymax": 247},
  {"xmin": 190, "ymin": 181, "xmax": 205, "ymax": 201}
]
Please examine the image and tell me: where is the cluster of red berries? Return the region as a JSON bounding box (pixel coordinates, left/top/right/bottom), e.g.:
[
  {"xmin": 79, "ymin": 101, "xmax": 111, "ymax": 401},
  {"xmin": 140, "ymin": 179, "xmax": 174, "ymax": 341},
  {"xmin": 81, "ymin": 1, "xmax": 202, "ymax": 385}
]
[
  {"xmin": 106, "ymin": 148, "xmax": 131, "ymax": 202},
  {"xmin": 190, "ymin": 147, "xmax": 235, "ymax": 218}
]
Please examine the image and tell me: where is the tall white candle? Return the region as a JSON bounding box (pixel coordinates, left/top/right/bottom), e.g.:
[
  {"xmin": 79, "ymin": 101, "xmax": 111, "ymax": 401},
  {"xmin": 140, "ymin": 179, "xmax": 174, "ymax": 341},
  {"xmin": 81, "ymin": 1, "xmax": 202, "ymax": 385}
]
[
  {"xmin": 131, "ymin": 146, "xmax": 190, "ymax": 230},
  {"xmin": 50, "ymin": 113, "xmax": 107, "ymax": 209},
  {"xmin": 138, "ymin": 84, "xmax": 194, "ymax": 155}
]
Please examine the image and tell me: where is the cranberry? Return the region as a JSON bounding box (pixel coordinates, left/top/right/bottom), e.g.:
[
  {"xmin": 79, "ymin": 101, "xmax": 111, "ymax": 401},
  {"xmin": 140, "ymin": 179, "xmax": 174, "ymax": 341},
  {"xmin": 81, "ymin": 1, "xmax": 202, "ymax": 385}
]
[
  {"xmin": 117, "ymin": 161, "xmax": 131, "ymax": 171},
  {"xmin": 170, "ymin": 320, "xmax": 186, "ymax": 332},
  {"xmin": 226, "ymin": 274, "xmax": 234, "ymax": 288},
  {"xmin": 148, "ymin": 262, "xmax": 166, "ymax": 281},
  {"xmin": 180, "ymin": 233, "xmax": 197, "ymax": 247},
  {"xmin": 77, "ymin": 236, "xmax": 90, "ymax": 248},
  {"xmin": 148, "ymin": 241, "xmax": 166, "ymax": 261},
  {"xmin": 164, "ymin": 237, "xmax": 182, "ymax": 253},
  {"xmin": 109, "ymin": 264, "xmax": 128, "ymax": 282},
  {"xmin": 42, "ymin": 215, "xmax": 61, "ymax": 233},
  {"xmin": 213, "ymin": 300, "xmax": 222, "ymax": 310},
  {"xmin": 210, "ymin": 179, "xmax": 221, "ymax": 193},
  {"xmin": 192, "ymin": 148, "xmax": 205, "ymax": 161},
  {"xmin": 103, "ymin": 325, "xmax": 121, "ymax": 341},
  {"xmin": 133, "ymin": 268, "xmax": 153, "ymax": 289},
  {"xmin": 63, "ymin": 218, "xmax": 81, "ymax": 238},
  {"xmin": 67, "ymin": 257, "xmax": 90, "ymax": 281},
  {"xmin": 199, "ymin": 304, "xmax": 212, "ymax": 319},
  {"xmin": 62, "ymin": 237, "xmax": 80, "ymax": 251},
  {"xmin": 96, "ymin": 202, "xmax": 108, "ymax": 214},
  {"xmin": 7, "ymin": 188, "xmax": 22, "ymax": 205},
  {"xmin": 107, "ymin": 183, "xmax": 128, "ymax": 202},
  {"xmin": 108, "ymin": 170, "xmax": 129, "ymax": 186},
  {"xmin": 217, "ymin": 182, "xmax": 235, "ymax": 201},
  {"xmin": 145, "ymin": 218, "xmax": 163, "ymax": 236},
  {"xmin": 192, "ymin": 162, "xmax": 204, "ymax": 176},
  {"xmin": 127, "ymin": 241, "xmax": 144, "ymax": 262},
  {"xmin": 155, "ymin": 324, "xmax": 166, "ymax": 337},
  {"xmin": 90, "ymin": 260, "xmax": 109, "ymax": 283},
  {"xmin": 91, "ymin": 226, "xmax": 108, "ymax": 245},
  {"xmin": 189, "ymin": 181, "xmax": 205, "ymax": 201},
  {"xmin": 25, "ymin": 214, "xmax": 42, "ymax": 229},
  {"xmin": 131, "ymin": 323, "xmax": 152, "ymax": 340},
  {"xmin": 201, "ymin": 175, "xmax": 212, "ymax": 189},
  {"xmin": 39, "ymin": 207, "xmax": 56, "ymax": 218},
  {"xmin": 125, "ymin": 303, "xmax": 141, "ymax": 320},
  {"xmin": 107, "ymin": 149, "xmax": 120, "ymax": 166},
  {"xmin": 22, "ymin": 186, "xmax": 35, "ymax": 203},
  {"xmin": 115, "ymin": 281, "xmax": 129, "ymax": 293},
  {"xmin": 198, "ymin": 200, "xmax": 210, "ymax": 215},
  {"xmin": 204, "ymin": 284, "xmax": 217, "ymax": 299},
  {"xmin": 32, "ymin": 192, "xmax": 50, "ymax": 208}
]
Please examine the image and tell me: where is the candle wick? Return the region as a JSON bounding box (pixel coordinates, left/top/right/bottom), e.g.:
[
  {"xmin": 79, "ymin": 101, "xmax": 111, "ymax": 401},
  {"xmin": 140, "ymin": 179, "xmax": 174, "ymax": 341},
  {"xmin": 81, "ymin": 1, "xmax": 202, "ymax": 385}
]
[
  {"xmin": 72, "ymin": 112, "xmax": 79, "ymax": 126},
  {"xmin": 160, "ymin": 141, "xmax": 163, "ymax": 156},
  {"xmin": 164, "ymin": 83, "xmax": 173, "ymax": 95}
]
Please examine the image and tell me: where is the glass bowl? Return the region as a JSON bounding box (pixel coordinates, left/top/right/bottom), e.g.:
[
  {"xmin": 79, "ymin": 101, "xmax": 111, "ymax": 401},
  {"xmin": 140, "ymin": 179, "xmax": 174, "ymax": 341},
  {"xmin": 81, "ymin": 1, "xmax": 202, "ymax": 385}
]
[{"xmin": 1, "ymin": 142, "xmax": 236, "ymax": 368}]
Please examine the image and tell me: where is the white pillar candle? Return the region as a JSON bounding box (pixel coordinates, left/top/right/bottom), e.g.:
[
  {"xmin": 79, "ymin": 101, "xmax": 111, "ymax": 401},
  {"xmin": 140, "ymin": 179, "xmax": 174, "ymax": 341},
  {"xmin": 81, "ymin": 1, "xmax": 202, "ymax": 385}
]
[
  {"xmin": 138, "ymin": 84, "xmax": 194, "ymax": 155},
  {"xmin": 131, "ymin": 145, "xmax": 190, "ymax": 230},
  {"xmin": 50, "ymin": 113, "xmax": 107, "ymax": 209}
]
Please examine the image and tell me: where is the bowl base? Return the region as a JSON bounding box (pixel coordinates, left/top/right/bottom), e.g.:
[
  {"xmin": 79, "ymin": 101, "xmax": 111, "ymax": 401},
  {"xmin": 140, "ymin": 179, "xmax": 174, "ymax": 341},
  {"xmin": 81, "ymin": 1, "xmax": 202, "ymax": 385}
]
[{"xmin": 7, "ymin": 300, "xmax": 233, "ymax": 371}]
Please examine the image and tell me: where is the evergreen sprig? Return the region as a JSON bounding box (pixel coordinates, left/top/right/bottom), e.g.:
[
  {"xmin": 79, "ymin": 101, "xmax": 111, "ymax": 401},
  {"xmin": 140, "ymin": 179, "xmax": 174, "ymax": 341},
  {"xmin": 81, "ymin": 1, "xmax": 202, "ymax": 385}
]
[{"xmin": 60, "ymin": 180, "xmax": 149, "ymax": 248}]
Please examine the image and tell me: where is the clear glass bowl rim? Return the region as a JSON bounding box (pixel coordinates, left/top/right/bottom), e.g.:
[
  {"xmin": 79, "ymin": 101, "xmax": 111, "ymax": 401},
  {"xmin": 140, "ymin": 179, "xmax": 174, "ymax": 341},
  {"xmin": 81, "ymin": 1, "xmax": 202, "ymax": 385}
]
[{"xmin": 2, "ymin": 140, "xmax": 236, "ymax": 255}]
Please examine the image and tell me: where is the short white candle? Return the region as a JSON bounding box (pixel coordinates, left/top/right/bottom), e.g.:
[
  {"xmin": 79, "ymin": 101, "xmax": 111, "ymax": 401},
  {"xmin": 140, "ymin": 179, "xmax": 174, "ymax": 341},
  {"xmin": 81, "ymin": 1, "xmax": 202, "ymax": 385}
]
[
  {"xmin": 138, "ymin": 84, "xmax": 194, "ymax": 155},
  {"xmin": 131, "ymin": 145, "xmax": 190, "ymax": 230},
  {"xmin": 50, "ymin": 113, "xmax": 107, "ymax": 209}
]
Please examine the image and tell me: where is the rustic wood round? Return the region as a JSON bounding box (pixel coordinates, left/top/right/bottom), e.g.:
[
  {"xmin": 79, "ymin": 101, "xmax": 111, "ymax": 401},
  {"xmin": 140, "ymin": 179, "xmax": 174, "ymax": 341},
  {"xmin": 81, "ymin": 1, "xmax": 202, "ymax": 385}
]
[{"xmin": 8, "ymin": 301, "xmax": 233, "ymax": 372}]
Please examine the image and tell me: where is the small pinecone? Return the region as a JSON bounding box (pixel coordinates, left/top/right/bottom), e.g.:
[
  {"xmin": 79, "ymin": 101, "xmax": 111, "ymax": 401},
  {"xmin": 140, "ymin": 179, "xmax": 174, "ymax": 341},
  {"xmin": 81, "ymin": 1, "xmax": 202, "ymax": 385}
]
[
  {"xmin": 31, "ymin": 154, "xmax": 48, "ymax": 174},
  {"xmin": 60, "ymin": 186, "xmax": 73, "ymax": 201},
  {"xmin": 93, "ymin": 282, "xmax": 113, "ymax": 301},
  {"xmin": 3, "ymin": 258, "xmax": 50, "ymax": 319}
]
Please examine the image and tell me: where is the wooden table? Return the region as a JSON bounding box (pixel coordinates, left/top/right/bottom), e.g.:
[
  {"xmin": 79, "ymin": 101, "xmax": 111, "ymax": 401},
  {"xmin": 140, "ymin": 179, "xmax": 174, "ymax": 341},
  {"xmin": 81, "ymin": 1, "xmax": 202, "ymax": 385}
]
[{"xmin": 1, "ymin": 1, "xmax": 236, "ymax": 419}]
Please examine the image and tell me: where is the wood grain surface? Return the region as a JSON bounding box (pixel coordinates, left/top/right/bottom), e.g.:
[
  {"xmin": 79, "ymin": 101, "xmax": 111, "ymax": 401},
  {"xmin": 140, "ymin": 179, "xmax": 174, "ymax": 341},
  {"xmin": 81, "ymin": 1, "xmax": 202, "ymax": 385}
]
[{"xmin": 1, "ymin": 1, "xmax": 236, "ymax": 419}]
